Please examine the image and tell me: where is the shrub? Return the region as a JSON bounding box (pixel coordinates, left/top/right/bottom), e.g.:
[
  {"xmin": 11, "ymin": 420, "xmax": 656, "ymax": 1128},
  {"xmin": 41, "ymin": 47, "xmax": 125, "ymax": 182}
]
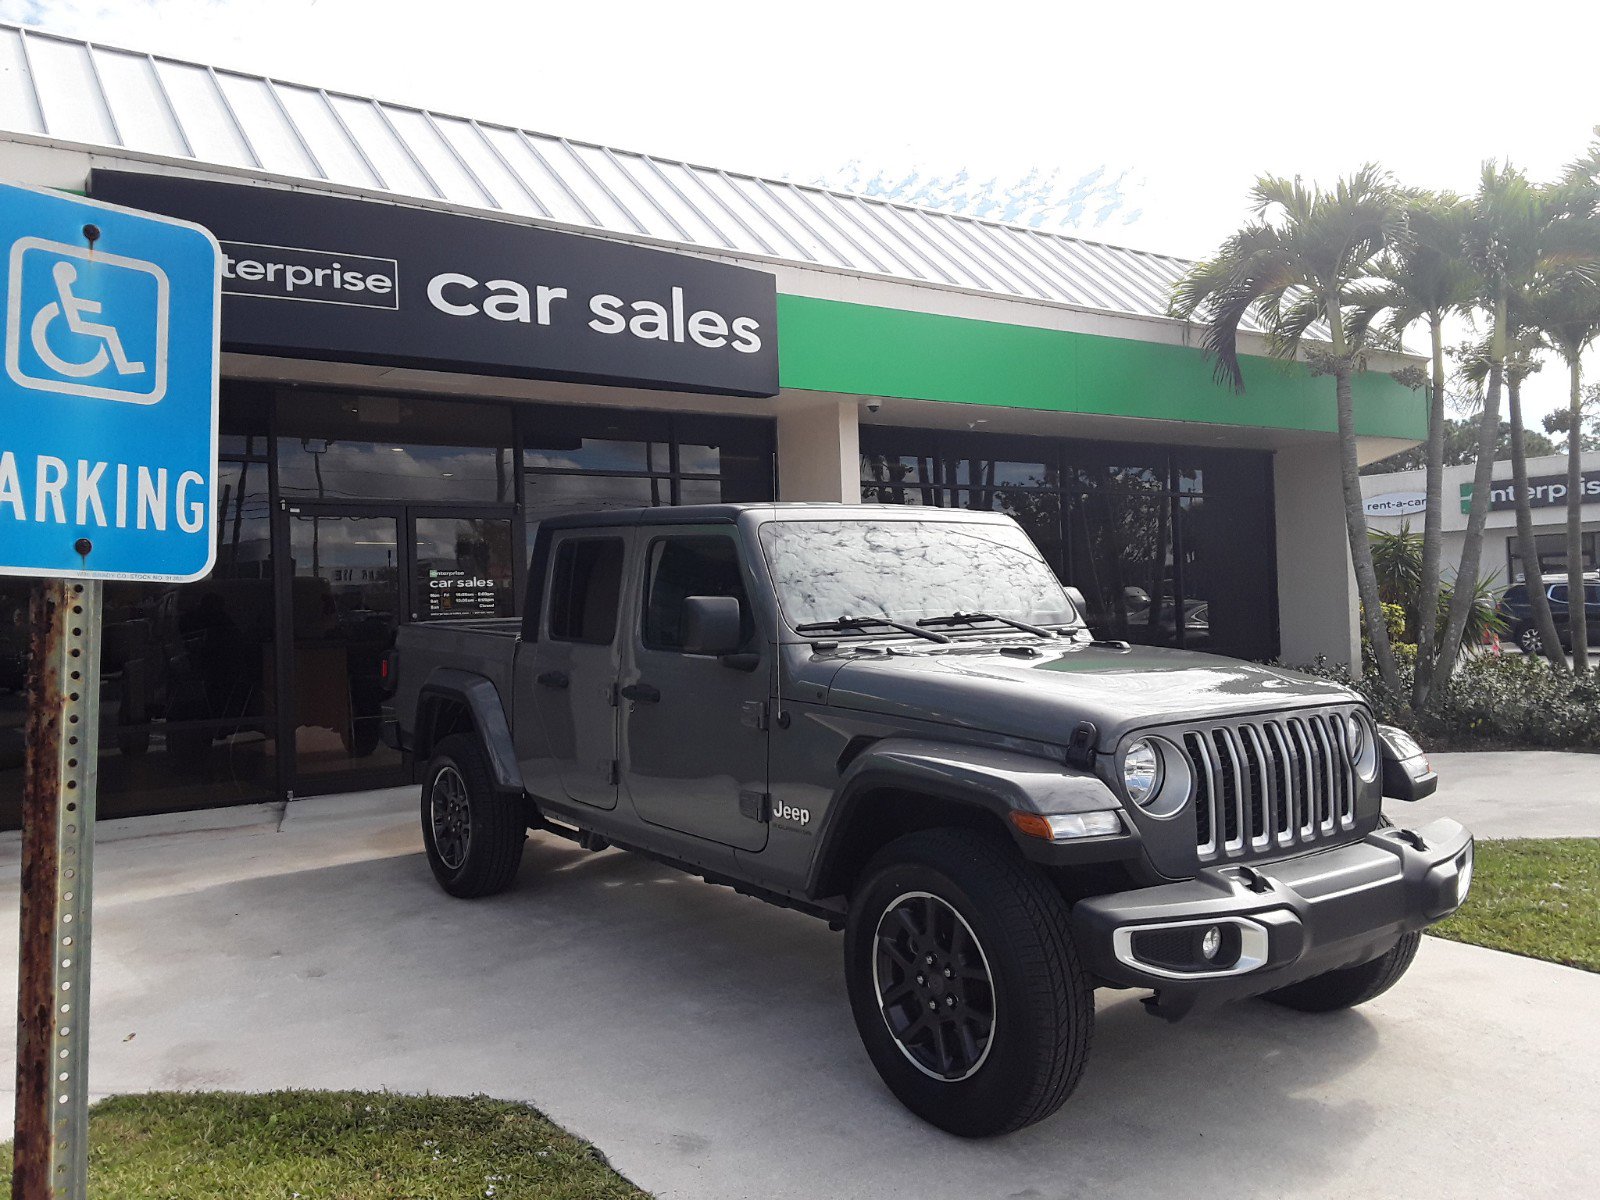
[{"xmin": 1281, "ymin": 652, "xmax": 1600, "ymax": 750}]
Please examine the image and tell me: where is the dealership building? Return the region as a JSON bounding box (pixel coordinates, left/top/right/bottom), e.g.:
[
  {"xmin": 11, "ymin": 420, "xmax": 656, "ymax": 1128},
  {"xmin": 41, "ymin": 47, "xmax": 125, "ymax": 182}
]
[
  {"xmin": 1362, "ymin": 449, "xmax": 1600, "ymax": 584},
  {"xmin": 0, "ymin": 22, "xmax": 1424, "ymax": 823}
]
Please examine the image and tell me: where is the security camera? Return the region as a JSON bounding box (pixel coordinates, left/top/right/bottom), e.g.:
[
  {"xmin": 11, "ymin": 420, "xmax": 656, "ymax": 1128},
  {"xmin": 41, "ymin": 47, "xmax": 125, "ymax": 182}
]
[{"xmin": 865, "ymin": 401, "xmax": 881, "ymax": 414}]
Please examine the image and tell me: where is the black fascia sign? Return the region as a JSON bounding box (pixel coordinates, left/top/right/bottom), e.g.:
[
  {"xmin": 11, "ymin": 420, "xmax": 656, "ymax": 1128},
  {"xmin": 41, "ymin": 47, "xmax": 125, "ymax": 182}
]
[{"xmin": 89, "ymin": 170, "xmax": 780, "ymax": 398}]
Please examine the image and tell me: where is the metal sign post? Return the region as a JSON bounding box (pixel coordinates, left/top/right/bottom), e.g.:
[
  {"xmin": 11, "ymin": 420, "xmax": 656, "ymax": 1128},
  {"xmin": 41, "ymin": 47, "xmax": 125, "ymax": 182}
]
[
  {"xmin": 1, "ymin": 177, "xmax": 220, "ymax": 1199},
  {"xmin": 13, "ymin": 579, "xmax": 100, "ymax": 1200}
]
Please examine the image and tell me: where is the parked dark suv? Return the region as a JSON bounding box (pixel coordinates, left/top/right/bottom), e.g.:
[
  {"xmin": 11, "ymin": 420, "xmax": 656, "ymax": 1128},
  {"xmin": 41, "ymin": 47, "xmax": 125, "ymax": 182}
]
[{"xmin": 1497, "ymin": 573, "xmax": 1600, "ymax": 654}]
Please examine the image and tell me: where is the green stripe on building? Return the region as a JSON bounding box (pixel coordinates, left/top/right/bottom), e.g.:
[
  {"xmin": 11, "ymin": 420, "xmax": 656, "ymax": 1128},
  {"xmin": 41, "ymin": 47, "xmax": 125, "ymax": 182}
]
[{"xmin": 776, "ymin": 294, "xmax": 1426, "ymax": 440}]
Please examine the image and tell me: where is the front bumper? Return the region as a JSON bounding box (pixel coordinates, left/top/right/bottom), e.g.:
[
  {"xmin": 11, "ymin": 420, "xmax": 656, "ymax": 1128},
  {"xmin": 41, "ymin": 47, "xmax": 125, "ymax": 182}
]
[{"xmin": 1072, "ymin": 818, "xmax": 1473, "ymax": 1020}]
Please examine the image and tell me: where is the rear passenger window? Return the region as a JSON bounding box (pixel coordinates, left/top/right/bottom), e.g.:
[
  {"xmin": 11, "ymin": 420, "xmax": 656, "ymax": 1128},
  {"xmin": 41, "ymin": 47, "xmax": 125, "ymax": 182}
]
[
  {"xmin": 548, "ymin": 538, "xmax": 624, "ymax": 644},
  {"xmin": 1550, "ymin": 585, "xmax": 1569, "ymax": 604},
  {"xmin": 642, "ymin": 535, "xmax": 752, "ymax": 651}
]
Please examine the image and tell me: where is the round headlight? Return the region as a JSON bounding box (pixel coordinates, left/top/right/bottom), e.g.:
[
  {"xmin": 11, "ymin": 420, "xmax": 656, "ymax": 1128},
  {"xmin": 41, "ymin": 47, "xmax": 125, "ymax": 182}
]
[
  {"xmin": 1123, "ymin": 739, "xmax": 1162, "ymax": 807},
  {"xmin": 1347, "ymin": 712, "xmax": 1378, "ymax": 782}
]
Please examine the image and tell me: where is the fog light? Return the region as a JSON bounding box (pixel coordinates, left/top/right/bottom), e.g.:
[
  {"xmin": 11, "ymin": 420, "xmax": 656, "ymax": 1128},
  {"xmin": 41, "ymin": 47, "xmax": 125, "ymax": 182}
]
[{"xmin": 1200, "ymin": 926, "xmax": 1223, "ymax": 961}]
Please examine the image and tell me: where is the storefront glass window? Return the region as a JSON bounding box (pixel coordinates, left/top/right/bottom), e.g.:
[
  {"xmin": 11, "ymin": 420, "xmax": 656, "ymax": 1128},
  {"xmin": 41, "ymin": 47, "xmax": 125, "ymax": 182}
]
[
  {"xmin": 414, "ymin": 517, "xmax": 515, "ymax": 620},
  {"xmin": 0, "ymin": 459, "xmax": 278, "ymax": 830},
  {"xmin": 1508, "ymin": 532, "xmax": 1597, "ymax": 582},
  {"xmin": 277, "ymin": 391, "xmax": 515, "ymax": 502},
  {"xmin": 521, "ymin": 406, "xmax": 774, "ymax": 545},
  {"xmin": 861, "ymin": 428, "xmax": 1276, "ymax": 660}
]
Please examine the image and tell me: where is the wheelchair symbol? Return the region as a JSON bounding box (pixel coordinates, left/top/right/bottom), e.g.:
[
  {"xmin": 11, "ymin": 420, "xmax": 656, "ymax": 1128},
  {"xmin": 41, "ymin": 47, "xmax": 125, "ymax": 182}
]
[
  {"xmin": 6, "ymin": 237, "xmax": 169, "ymax": 405},
  {"xmin": 32, "ymin": 260, "xmax": 147, "ymax": 378}
]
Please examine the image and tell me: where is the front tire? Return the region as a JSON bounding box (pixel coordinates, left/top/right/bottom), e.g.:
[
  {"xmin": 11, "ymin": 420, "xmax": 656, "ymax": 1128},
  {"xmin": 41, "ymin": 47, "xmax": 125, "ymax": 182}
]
[
  {"xmin": 843, "ymin": 828, "xmax": 1093, "ymax": 1137},
  {"xmin": 1516, "ymin": 624, "xmax": 1542, "ymax": 654},
  {"xmin": 421, "ymin": 733, "xmax": 525, "ymax": 898},
  {"xmin": 1259, "ymin": 930, "xmax": 1422, "ymax": 1012}
]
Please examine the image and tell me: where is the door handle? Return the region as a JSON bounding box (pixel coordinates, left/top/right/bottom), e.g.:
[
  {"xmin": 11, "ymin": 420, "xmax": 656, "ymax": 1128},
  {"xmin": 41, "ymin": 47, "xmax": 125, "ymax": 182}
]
[
  {"xmin": 619, "ymin": 682, "xmax": 660, "ymax": 704},
  {"xmin": 536, "ymin": 670, "xmax": 569, "ymax": 690}
]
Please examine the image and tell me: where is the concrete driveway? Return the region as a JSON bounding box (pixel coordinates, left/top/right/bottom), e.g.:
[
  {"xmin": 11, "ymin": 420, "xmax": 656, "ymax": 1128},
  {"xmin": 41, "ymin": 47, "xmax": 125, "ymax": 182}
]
[
  {"xmin": 1418, "ymin": 751, "xmax": 1600, "ymax": 837},
  {"xmin": 1, "ymin": 788, "xmax": 1597, "ymax": 1200}
]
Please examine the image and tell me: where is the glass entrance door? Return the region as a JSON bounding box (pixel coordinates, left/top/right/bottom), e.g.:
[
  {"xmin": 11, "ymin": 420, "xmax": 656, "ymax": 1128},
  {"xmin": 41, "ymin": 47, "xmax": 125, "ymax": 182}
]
[{"xmin": 283, "ymin": 506, "xmax": 407, "ymax": 793}]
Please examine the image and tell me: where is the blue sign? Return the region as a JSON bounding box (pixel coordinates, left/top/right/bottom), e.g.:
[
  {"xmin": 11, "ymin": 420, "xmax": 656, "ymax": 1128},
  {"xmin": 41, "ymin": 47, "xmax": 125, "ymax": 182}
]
[{"xmin": 1, "ymin": 179, "xmax": 219, "ymax": 581}]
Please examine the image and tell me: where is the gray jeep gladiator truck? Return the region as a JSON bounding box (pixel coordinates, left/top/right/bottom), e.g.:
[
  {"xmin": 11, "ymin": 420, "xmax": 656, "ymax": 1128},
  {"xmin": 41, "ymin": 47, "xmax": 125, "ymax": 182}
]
[{"xmin": 390, "ymin": 503, "xmax": 1470, "ymax": 1137}]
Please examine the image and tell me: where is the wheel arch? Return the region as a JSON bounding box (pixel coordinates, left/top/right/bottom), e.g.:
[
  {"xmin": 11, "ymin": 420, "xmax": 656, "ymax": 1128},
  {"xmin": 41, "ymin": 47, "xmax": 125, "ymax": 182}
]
[
  {"xmin": 805, "ymin": 737, "xmax": 1122, "ymax": 900},
  {"xmin": 413, "ymin": 669, "xmax": 523, "ymax": 794}
]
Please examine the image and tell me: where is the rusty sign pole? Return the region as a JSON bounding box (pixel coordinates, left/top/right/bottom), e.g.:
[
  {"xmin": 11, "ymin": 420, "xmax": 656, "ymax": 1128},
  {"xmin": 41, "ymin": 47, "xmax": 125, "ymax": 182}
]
[{"xmin": 14, "ymin": 575, "xmax": 101, "ymax": 1200}]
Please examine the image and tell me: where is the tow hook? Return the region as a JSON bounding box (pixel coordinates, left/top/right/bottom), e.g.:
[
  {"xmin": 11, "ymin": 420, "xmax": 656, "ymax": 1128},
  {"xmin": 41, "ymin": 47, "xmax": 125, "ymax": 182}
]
[
  {"xmin": 1226, "ymin": 865, "xmax": 1275, "ymax": 895},
  {"xmin": 1391, "ymin": 828, "xmax": 1428, "ymax": 851}
]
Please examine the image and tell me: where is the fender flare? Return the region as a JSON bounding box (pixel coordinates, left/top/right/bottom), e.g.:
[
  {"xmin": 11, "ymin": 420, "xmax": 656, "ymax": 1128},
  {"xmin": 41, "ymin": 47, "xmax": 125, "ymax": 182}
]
[
  {"xmin": 804, "ymin": 736, "xmax": 1123, "ymax": 896},
  {"xmin": 414, "ymin": 668, "xmax": 524, "ymax": 794}
]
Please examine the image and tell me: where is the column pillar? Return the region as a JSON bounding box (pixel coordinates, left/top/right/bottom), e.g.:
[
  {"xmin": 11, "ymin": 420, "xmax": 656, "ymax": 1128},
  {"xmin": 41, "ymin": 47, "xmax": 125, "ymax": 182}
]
[{"xmin": 776, "ymin": 397, "xmax": 860, "ymax": 503}]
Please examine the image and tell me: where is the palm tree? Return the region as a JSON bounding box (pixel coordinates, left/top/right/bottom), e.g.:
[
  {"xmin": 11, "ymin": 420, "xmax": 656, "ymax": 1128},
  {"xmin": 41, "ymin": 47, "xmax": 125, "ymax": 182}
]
[
  {"xmin": 1526, "ymin": 272, "xmax": 1600, "ymax": 669},
  {"xmin": 1439, "ymin": 164, "xmax": 1600, "ymax": 670},
  {"xmin": 1348, "ymin": 192, "xmax": 1476, "ymax": 707},
  {"xmin": 1171, "ymin": 168, "xmax": 1405, "ymax": 693}
]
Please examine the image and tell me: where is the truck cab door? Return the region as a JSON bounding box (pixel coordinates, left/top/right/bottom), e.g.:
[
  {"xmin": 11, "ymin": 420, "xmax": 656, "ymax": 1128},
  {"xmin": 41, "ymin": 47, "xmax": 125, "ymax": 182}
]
[
  {"xmin": 518, "ymin": 532, "xmax": 627, "ymax": 810},
  {"xmin": 619, "ymin": 529, "xmax": 769, "ymax": 852}
]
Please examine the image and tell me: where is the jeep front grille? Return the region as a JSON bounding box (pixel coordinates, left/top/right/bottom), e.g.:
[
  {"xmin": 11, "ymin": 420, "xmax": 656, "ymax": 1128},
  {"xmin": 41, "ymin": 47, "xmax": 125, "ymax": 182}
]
[{"xmin": 1179, "ymin": 714, "xmax": 1358, "ymax": 862}]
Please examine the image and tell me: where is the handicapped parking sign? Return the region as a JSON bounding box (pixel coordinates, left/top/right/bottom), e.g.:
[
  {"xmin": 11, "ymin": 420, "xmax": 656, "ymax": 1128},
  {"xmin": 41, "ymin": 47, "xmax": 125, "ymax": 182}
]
[{"xmin": 0, "ymin": 178, "xmax": 219, "ymax": 581}]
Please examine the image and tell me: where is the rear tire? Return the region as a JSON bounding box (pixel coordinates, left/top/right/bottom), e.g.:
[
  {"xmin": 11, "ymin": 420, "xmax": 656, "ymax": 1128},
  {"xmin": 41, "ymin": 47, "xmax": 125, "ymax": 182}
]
[
  {"xmin": 1516, "ymin": 625, "xmax": 1541, "ymax": 654},
  {"xmin": 843, "ymin": 828, "xmax": 1093, "ymax": 1137},
  {"xmin": 421, "ymin": 733, "xmax": 524, "ymax": 898},
  {"xmin": 1259, "ymin": 930, "xmax": 1422, "ymax": 1012}
]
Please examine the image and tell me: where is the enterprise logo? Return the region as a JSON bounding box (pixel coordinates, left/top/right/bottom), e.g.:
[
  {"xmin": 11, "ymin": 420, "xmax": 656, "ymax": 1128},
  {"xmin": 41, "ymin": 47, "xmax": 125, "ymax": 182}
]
[{"xmin": 221, "ymin": 241, "xmax": 398, "ymax": 310}]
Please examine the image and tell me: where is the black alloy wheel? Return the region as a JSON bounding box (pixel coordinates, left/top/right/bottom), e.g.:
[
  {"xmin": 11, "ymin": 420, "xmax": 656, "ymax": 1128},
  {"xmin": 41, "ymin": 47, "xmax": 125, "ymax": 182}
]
[
  {"xmin": 420, "ymin": 733, "xmax": 525, "ymax": 898},
  {"xmin": 873, "ymin": 891, "xmax": 996, "ymax": 1081},
  {"xmin": 429, "ymin": 764, "xmax": 471, "ymax": 872},
  {"xmin": 844, "ymin": 828, "xmax": 1093, "ymax": 1137}
]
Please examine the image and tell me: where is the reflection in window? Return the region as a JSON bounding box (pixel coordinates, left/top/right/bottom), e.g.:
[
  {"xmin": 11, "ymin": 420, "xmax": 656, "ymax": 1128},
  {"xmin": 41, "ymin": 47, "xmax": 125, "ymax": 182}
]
[
  {"xmin": 860, "ymin": 429, "xmax": 1276, "ymax": 660},
  {"xmin": 0, "ymin": 462, "xmax": 279, "ymax": 829},
  {"xmin": 415, "ymin": 517, "xmax": 515, "ymax": 620},
  {"xmin": 277, "ymin": 391, "xmax": 514, "ymax": 502}
]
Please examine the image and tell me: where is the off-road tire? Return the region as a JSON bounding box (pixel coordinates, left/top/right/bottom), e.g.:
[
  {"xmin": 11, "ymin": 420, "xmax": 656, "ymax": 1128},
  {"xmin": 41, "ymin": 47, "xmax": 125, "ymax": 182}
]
[
  {"xmin": 843, "ymin": 827, "xmax": 1093, "ymax": 1137},
  {"xmin": 421, "ymin": 733, "xmax": 524, "ymax": 898},
  {"xmin": 1259, "ymin": 929, "xmax": 1422, "ymax": 1012},
  {"xmin": 1261, "ymin": 813, "xmax": 1422, "ymax": 1012}
]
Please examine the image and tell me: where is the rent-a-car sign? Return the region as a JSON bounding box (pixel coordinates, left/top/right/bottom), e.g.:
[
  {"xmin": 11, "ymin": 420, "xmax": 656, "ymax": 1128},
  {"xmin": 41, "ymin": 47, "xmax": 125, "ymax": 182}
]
[{"xmin": 0, "ymin": 179, "xmax": 220, "ymax": 581}]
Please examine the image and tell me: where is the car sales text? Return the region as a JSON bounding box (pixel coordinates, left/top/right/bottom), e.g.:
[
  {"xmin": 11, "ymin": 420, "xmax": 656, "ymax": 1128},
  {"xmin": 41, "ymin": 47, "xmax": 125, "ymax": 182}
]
[{"xmin": 426, "ymin": 274, "xmax": 763, "ymax": 353}]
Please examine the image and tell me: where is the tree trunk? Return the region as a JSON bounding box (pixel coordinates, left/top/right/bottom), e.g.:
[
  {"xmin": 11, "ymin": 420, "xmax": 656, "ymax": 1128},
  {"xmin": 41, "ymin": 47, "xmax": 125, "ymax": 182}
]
[
  {"xmin": 1508, "ymin": 373, "xmax": 1570, "ymax": 670},
  {"xmin": 1411, "ymin": 314, "xmax": 1449, "ymax": 710},
  {"xmin": 1335, "ymin": 365, "xmax": 1400, "ymax": 693},
  {"xmin": 1440, "ymin": 294, "xmax": 1508, "ymax": 665},
  {"xmin": 1567, "ymin": 356, "xmax": 1590, "ymax": 671}
]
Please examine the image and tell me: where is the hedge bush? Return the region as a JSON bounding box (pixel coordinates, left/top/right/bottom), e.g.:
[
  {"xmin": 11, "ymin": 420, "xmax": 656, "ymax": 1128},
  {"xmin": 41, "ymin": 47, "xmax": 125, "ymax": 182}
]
[{"xmin": 1283, "ymin": 652, "xmax": 1600, "ymax": 751}]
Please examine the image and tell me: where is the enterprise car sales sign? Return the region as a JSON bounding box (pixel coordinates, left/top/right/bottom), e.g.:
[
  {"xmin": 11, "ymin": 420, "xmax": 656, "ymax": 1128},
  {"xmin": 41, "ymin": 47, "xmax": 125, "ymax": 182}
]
[
  {"xmin": 91, "ymin": 170, "xmax": 780, "ymax": 398},
  {"xmin": 0, "ymin": 179, "xmax": 220, "ymax": 581}
]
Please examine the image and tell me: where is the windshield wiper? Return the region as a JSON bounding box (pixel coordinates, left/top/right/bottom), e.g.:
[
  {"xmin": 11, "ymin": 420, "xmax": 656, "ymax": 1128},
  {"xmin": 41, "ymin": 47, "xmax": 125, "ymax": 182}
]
[
  {"xmin": 916, "ymin": 611, "xmax": 1059, "ymax": 638},
  {"xmin": 795, "ymin": 615, "xmax": 952, "ymax": 644}
]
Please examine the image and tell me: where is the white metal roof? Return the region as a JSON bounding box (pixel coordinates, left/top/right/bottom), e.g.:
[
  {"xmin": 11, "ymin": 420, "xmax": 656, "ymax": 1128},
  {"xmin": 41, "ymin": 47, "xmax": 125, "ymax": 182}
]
[{"xmin": 0, "ymin": 21, "xmax": 1204, "ymax": 324}]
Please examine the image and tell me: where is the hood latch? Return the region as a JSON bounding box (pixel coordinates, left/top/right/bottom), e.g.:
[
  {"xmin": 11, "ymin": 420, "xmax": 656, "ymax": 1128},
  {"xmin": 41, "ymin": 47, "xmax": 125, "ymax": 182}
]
[{"xmin": 1065, "ymin": 720, "xmax": 1098, "ymax": 769}]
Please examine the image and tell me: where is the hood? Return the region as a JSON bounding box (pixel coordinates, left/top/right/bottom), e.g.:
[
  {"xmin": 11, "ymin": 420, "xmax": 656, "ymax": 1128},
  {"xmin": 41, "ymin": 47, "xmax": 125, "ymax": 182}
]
[{"xmin": 819, "ymin": 638, "xmax": 1359, "ymax": 750}]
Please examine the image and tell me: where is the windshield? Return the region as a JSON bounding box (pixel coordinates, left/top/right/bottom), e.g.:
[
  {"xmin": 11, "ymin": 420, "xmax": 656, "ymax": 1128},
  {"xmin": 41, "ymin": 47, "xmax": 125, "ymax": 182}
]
[{"xmin": 758, "ymin": 519, "xmax": 1078, "ymax": 632}]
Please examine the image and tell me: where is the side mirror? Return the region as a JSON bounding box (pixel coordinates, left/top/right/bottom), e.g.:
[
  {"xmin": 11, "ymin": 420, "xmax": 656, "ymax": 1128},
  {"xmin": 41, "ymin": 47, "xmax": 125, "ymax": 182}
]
[
  {"xmin": 683, "ymin": 595, "xmax": 743, "ymax": 656},
  {"xmin": 1063, "ymin": 586, "xmax": 1089, "ymax": 621},
  {"xmin": 1378, "ymin": 724, "xmax": 1438, "ymax": 802}
]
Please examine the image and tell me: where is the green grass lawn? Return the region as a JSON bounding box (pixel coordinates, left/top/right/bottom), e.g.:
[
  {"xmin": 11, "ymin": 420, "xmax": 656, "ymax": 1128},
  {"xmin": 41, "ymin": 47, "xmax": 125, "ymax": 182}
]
[
  {"xmin": 1429, "ymin": 838, "xmax": 1599, "ymax": 972},
  {"xmin": 5, "ymin": 1091, "xmax": 648, "ymax": 1200}
]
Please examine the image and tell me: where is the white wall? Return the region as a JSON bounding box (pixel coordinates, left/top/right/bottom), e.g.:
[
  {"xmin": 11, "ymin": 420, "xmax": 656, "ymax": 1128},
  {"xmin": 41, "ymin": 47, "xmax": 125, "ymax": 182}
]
[
  {"xmin": 1275, "ymin": 443, "xmax": 1361, "ymax": 666},
  {"xmin": 776, "ymin": 398, "xmax": 860, "ymax": 502}
]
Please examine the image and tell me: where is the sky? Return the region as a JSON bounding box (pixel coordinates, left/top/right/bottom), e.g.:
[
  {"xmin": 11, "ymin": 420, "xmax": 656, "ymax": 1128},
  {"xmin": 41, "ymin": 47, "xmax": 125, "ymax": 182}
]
[{"xmin": 5, "ymin": 0, "xmax": 1600, "ymax": 424}]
